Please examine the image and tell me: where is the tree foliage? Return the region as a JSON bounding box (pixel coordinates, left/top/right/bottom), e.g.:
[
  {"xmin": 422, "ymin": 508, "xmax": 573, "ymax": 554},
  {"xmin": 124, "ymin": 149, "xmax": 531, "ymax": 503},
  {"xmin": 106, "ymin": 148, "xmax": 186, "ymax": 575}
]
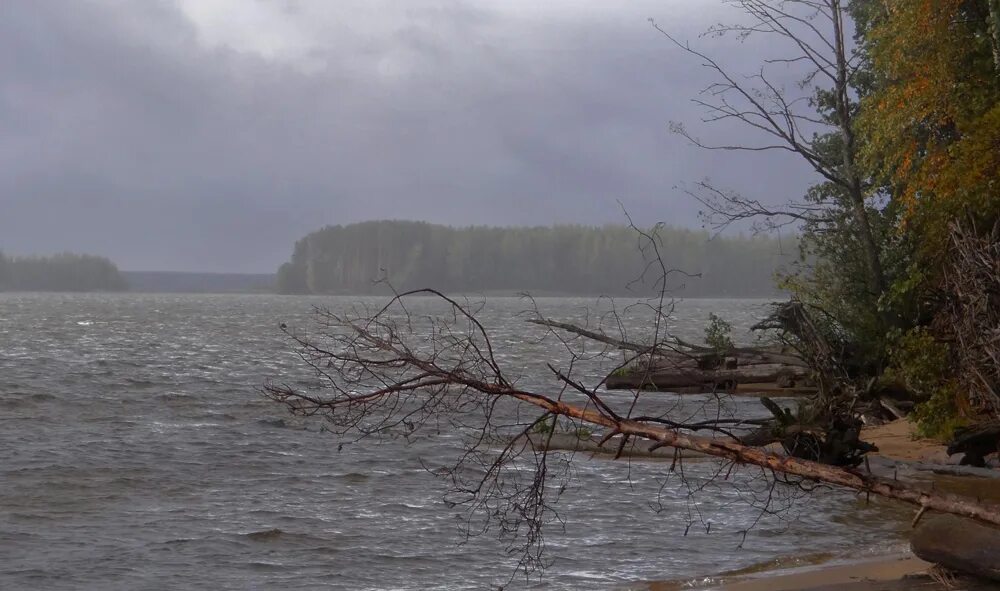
[
  {"xmin": 858, "ymin": 0, "xmax": 1000, "ymax": 256},
  {"xmin": 704, "ymin": 313, "xmax": 734, "ymax": 352},
  {"xmin": 852, "ymin": 0, "xmax": 1000, "ymax": 434}
]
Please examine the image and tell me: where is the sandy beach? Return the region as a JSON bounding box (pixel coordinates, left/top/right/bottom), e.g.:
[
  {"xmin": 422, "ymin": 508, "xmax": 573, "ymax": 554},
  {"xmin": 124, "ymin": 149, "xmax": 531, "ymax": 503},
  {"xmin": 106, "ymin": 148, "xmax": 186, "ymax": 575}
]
[
  {"xmin": 706, "ymin": 555, "xmax": 935, "ymax": 591},
  {"xmin": 862, "ymin": 419, "xmax": 948, "ymax": 463},
  {"xmin": 633, "ymin": 419, "xmax": 1000, "ymax": 591},
  {"xmin": 639, "ymin": 552, "xmax": 1000, "ymax": 591}
]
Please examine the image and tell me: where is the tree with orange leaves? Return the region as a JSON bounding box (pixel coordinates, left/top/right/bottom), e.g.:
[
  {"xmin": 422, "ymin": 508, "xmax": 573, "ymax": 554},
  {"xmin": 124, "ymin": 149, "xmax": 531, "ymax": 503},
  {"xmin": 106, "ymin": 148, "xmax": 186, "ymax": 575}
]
[
  {"xmin": 856, "ymin": 0, "xmax": 1000, "ymax": 435},
  {"xmin": 859, "ymin": 0, "xmax": 1000, "ymax": 253}
]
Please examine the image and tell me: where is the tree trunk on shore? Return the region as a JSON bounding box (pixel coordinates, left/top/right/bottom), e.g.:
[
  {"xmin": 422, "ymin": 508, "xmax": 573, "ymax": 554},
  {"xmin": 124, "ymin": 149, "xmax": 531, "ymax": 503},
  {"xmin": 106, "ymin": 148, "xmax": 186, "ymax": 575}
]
[
  {"xmin": 989, "ymin": 0, "xmax": 1000, "ymax": 74},
  {"xmin": 912, "ymin": 514, "xmax": 1000, "ymax": 581}
]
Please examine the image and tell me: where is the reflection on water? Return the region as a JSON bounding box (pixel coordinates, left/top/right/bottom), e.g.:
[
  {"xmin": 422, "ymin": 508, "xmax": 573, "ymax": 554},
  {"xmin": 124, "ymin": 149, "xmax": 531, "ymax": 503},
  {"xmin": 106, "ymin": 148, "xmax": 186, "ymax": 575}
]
[{"xmin": 0, "ymin": 293, "xmax": 909, "ymax": 590}]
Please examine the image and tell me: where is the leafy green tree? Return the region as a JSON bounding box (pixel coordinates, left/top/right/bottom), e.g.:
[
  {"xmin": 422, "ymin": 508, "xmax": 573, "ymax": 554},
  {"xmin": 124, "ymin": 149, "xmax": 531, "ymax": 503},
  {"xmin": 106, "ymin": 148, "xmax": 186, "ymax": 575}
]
[
  {"xmin": 704, "ymin": 313, "xmax": 734, "ymax": 352},
  {"xmin": 853, "ymin": 0, "xmax": 1000, "ymax": 434},
  {"xmin": 659, "ymin": 1, "xmax": 902, "ymax": 384},
  {"xmin": 858, "ymin": 0, "xmax": 1000, "ymax": 257}
]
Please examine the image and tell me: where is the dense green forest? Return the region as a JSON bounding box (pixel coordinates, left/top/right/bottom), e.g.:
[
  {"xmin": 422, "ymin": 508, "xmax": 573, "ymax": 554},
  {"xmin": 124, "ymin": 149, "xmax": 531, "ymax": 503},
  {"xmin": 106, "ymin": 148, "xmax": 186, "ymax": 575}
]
[
  {"xmin": 276, "ymin": 221, "xmax": 793, "ymax": 296},
  {"xmin": 0, "ymin": 252, "xmax": 127, "ymax": 292}
]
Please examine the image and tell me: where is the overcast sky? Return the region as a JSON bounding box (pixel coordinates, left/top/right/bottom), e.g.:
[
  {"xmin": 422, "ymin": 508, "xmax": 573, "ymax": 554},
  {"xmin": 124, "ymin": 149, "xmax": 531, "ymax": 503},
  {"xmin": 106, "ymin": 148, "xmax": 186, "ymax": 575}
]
[{"xmin": 0, "ymin": 1, "xmax": 817, "ymax": 272}]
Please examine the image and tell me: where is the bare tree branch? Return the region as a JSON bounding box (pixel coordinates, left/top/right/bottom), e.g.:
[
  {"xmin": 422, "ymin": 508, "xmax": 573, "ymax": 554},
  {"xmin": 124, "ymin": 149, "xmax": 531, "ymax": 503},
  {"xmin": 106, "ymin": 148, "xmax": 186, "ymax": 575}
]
[
  {"xmin": 265, "ymin": 290, "xmax": 1000, "ymax": 536},
  {"xmin": 654, "ymin": 1, "xmax": 887, "ymax": 294}
]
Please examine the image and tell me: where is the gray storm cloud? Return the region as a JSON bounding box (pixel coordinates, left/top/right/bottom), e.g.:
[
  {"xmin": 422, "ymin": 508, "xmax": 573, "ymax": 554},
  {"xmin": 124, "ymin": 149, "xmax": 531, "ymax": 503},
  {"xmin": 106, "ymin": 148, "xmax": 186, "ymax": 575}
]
[{"xmin": 0, "ymin": 0, "xmax": 816, "ymax": 272}]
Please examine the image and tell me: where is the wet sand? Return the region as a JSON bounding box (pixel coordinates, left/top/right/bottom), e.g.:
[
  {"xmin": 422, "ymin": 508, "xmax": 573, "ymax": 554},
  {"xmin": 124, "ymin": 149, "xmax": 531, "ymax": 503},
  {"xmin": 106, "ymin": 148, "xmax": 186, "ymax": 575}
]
[
  {"xmin": 639, "ymin": 553, "xmax": 1000, "ymax": 591},
  {"xmin": 705, "ymin": 555, "xmax": 936, "ymax": 591},
  {"xmin": 636, "ymin": 419, "xmax": 1000, "ymax": 591}
]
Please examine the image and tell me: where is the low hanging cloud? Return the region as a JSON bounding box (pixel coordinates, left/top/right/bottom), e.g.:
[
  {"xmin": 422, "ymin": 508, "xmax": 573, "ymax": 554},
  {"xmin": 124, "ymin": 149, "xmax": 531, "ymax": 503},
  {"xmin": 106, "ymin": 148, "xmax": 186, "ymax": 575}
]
[{"xmin": 0, "ymin": 0, "xmax": 816, "ymax": 272}]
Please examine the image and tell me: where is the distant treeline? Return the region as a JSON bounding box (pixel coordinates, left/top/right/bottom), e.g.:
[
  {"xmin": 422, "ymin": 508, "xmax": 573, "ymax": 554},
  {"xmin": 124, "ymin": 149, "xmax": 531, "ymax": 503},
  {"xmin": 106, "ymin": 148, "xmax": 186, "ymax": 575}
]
[
  {"xmin": 0, "ymin": 252, "xmax": 127, "ymax": 292},
  {"xmin": 277, "ymin": 221, "xmax": 793, "ymax": 296}
]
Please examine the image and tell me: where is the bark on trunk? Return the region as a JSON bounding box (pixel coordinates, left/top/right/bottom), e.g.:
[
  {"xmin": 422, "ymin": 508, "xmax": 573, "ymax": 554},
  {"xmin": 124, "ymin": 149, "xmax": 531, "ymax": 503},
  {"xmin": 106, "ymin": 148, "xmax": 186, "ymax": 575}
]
[
  {"xmin": 989, "ymin": 0, "xmax": 1000, "ymax": 74},
  {"xmin": 605, "ymin": 362, "xmax": 809, "ymax": 391},
  {"xmin": 832, "ymin": 0, "xmax": 886, "ymax": 296},
  {"xmin": 507, "ymin": 389, "xmax": 1000, "ymax": 527}
]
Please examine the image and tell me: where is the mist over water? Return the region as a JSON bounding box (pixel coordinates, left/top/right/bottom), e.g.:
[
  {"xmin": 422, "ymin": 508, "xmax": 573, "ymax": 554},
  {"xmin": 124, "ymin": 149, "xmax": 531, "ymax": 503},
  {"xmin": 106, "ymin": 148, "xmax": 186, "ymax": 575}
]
[{"xmin": 0, "ymin": 294, "xmax": 908, "ymax": 590}]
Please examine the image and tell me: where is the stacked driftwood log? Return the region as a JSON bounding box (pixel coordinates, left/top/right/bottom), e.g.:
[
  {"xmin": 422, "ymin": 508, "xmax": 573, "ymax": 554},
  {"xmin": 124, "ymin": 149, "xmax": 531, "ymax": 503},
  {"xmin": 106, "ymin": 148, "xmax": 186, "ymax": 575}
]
[
  {"xmin": 527, "ymin": 317, "xmax": 813, "ymax": 395},
  {"xmin": 603, "ymin": 346, "xmax": 812, "ymax": 394}
]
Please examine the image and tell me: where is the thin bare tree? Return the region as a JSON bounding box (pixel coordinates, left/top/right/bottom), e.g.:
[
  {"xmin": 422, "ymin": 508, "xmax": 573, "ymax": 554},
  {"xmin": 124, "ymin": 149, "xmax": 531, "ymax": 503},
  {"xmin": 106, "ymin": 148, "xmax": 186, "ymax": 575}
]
[{"xmin": 655, "ymin": 0, "xmax": 886, "ymax": 295}]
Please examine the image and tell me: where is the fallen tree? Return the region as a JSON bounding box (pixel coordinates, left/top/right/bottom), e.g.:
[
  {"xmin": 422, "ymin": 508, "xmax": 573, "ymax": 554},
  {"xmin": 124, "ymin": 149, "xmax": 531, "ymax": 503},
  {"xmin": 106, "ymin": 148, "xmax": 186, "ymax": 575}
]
[{"xmin": 265, "ymin": 289, "xmax": 1000, "ymax": 542}]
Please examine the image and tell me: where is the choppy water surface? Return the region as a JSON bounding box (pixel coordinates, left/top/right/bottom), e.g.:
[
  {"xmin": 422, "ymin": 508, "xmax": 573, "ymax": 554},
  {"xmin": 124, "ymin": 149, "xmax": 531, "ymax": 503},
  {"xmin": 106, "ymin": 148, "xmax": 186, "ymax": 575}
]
[{"xmin": 0, "ymin": 294, "xmax": 909, "ymax": 590}]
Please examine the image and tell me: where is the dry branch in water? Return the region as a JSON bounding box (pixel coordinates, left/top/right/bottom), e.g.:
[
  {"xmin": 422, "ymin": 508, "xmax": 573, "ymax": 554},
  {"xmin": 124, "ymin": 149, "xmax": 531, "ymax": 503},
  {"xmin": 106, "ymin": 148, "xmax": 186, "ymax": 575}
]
[
  {"xmin": 265, "ymin": 288, "xmax": 1000, "ymax": 575},
  {"xmin": 527, "ymin": 316, "xmax": 809, "ymax": 369}
]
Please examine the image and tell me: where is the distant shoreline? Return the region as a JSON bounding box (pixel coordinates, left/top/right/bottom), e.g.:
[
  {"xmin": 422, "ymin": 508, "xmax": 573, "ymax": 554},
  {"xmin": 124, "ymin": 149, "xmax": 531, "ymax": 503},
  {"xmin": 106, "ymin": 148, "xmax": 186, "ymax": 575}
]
[
  {"xmin": 0, "ymin": 270, "xmax": 786, "ymax": 298},
  {"xmin": 2, "ymin": 283, "xmax": 785, "ymax": 299},
  {"xmin": 119, "ymin": 271, "xmax": 275, "ymax": 294}
]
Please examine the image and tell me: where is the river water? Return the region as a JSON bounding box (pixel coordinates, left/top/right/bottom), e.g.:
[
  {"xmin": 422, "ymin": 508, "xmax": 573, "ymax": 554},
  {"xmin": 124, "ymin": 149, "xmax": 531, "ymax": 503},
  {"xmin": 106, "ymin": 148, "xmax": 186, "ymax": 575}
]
[{"xmin": 0, "ymin": 294, "xmax": 910, "ymax": 590}]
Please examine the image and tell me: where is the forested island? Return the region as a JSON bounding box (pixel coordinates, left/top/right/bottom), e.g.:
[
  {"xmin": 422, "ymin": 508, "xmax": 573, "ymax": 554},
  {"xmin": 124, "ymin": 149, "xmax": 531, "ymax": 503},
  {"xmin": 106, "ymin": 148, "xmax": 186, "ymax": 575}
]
[
  {"xmin": 0, "ymin": 252, "xmax": 127, "ymax": 292},
  {"xmin": 276, "ymin": 221, "xmax": 793, "ymax": 296}
]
